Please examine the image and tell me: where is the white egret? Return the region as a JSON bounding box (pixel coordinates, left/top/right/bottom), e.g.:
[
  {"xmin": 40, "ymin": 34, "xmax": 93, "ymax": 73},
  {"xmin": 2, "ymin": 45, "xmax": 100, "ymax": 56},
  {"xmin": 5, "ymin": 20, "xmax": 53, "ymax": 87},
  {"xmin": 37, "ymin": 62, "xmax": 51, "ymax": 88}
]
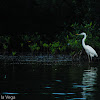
[{"xmin": 76, "ymin": 32, "xmax": 98, "ymax": 62}]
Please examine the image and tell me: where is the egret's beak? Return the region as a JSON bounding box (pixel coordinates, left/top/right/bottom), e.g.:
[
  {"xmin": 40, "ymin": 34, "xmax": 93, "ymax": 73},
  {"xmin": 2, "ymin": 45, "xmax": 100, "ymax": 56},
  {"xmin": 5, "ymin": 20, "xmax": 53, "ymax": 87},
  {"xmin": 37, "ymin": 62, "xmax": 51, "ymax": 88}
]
[{"xmin": 76, "ymin": 34, "xmax": 79, "ymax": 35}]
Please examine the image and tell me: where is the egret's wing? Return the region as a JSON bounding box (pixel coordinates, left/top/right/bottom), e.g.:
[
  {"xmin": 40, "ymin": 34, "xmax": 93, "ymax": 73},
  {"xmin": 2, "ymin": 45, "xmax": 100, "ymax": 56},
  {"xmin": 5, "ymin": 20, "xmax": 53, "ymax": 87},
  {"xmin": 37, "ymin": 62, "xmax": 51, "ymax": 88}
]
[{"xmin": 85, "ymin": 45, "xmax": 98, "ymax": 57}]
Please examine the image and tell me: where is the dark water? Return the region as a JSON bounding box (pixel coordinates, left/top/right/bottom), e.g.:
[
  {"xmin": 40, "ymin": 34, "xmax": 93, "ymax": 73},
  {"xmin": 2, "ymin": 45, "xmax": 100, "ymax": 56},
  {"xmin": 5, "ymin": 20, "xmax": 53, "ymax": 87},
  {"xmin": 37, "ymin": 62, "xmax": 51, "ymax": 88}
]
[{"xmin": 0, "ymin": 62, "xmax": 100, "ymax": 100}]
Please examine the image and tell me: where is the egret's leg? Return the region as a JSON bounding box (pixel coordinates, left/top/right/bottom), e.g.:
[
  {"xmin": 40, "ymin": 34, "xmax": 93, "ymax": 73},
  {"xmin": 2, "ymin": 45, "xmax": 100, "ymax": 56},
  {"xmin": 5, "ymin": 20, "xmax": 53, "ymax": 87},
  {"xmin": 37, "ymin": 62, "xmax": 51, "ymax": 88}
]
[
  {"xmin": 88, "ymin": 54, "xmax": 90, "ymax": 62},
  {"xmin": 90, "ymin": 56, "xmax": 92, "ymax": 61}
]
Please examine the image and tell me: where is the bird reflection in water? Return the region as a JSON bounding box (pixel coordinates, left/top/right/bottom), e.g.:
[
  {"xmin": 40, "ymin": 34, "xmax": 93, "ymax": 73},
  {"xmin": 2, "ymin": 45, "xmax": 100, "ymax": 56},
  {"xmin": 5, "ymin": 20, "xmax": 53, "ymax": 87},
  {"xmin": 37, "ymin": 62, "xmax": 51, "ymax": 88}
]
[{"xmin": 82, "ymin": 67, "xmax": 97, "ymax": 99}]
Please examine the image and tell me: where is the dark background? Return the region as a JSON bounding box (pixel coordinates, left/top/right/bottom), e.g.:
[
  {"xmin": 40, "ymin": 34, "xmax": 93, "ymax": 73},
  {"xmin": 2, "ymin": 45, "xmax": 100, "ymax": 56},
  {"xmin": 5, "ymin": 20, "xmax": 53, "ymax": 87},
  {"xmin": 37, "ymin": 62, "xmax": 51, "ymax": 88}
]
[{"xmin": 0, "ymin": 0, "xmax": 99, "ymax": 35}]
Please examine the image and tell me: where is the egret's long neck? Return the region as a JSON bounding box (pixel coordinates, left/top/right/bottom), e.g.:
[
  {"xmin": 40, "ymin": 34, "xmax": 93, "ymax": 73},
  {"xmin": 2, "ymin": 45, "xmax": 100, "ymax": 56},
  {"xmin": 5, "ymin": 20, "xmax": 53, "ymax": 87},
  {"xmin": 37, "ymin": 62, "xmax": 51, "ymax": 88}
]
[{"xmin": 82, "ymin": 34, "xmax": 86, "ymax": 48}]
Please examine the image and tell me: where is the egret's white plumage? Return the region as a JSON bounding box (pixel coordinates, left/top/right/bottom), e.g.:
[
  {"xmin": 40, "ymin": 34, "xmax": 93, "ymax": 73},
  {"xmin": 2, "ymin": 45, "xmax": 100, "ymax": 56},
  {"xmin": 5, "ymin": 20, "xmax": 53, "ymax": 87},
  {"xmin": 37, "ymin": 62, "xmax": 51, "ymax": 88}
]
[{"xmin": 76, "ymin": 32, "xmax": 98, "ymax": 62}]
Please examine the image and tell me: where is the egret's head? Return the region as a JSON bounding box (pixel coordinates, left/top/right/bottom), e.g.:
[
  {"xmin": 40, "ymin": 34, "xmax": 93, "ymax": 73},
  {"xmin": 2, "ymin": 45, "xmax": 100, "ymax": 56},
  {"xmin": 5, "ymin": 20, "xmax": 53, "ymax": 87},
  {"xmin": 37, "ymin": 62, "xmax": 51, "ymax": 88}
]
[{"xmin": 76, "ymin": 32, "xmax": 86, "ymax": 36}]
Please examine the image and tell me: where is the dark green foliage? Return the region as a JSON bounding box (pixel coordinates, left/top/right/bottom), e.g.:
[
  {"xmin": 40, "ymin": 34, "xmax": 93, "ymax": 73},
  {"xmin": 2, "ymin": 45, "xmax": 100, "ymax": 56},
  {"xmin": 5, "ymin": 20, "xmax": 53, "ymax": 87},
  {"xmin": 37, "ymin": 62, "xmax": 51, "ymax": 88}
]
[
  {"xmin": 50, "ymin": 41, "xmax": 60, "ymax": 54},
  {"xmin": 0, "ymin": 0, "xmax": 100, "ymax": 55},
  {"xmin": 71, "ymin": 0, "xmax": 96, "ymax": 22},
  {"xmin": 70, "ymin": 21, "xmax": 100, "ymax": 49},
  {"xmin": 28, "ymin": 43, "xmax": 40, "ymax": 54},
  {"xmin": 3, "ymin": 44, "xmax": 8, "ymax": 50},
  {"xmin": 12, "ymin": 51, "xmax": 16, "ymax": 56},
  {"xmin": 0, "ymin": 21, "xmax": 100, "ymax": 55},
  {"xmin": 20, "ymin": 43, "xmax": 24, "ymax": 47}
]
